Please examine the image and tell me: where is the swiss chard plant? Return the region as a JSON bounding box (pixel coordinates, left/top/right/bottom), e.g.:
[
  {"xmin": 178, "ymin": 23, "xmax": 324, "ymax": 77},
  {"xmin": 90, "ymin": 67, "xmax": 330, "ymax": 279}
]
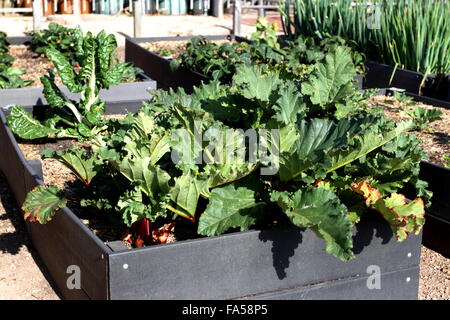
[
  {"xmin": 21, "ymin": 47, "xmax": 430, "ymax": 261},
  {"xmin": 7, "ymin": 30, "xmax": 137, "ymax": 140}
]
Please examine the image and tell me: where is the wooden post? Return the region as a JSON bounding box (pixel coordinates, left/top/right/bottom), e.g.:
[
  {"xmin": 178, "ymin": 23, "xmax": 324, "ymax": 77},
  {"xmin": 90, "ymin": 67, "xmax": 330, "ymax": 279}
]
[
  {"xmin": 133, "ymin": 0, "xmax": 142, "ymax": 38},
  {"xmin": 32, "ymin": 0, "xmax": 42, "ymax": 31},
  {"xmin": 232, "ymin": 0, "xmax": 241, "ymax": 36}
]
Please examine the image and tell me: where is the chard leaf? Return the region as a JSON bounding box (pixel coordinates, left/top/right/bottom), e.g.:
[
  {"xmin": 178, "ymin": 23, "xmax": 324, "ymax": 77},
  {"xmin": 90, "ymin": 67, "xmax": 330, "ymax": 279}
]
[
  {"xmin": 40, "ymin": 71, "xmax": 67, "ymax": 109},
  {"xmin": 41, "ymin": 148, "xmax": 101, "ymax": 185},
  {"xmin": 78, "ymin": 34, "xmax": 98, "ymax": 112},
  {"xmin": 301, "ymin": 46, "xmax": 355, "ymax": 106},
  {"xmin": 7, "ymin": 105, "xmax": 58, "ymax": 139},
  {"xmin": 198, "ymin": 184, "xmax": 263, "ymax": 236},
  {"xmin": 271, "ymin": 187, "xmax": 354, "ymax": 261},
  {"xmin": 22, "ymin": 185, "xmax": 67, "ymax": 224},
  {"xmin": 351, "ymin": 181, "xmax": 425, "ymax": 241},
  {"xmin": 96, "ymin": 31, "xmax": 116, "ymax": 74},
  {"xmin": 101, "ymin": 62, "xmax": 133, "ymax": 88},
  {"xmin": 45, "ymin": 47, "xmax": 82, "ymax": 92}
]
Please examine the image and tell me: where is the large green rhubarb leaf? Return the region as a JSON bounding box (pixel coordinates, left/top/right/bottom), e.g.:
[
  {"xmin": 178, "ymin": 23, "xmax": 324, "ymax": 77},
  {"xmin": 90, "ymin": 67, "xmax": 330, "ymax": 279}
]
[
  {"xmin": 301, "ymin": 46, "xmax": 355, "ymax": 107},
  {"xmin": 272, "ymin": 81, "xmax": 307, "ymax": 125},
  {"xmin": 232, "ymin": 64, "xmax": 280, "ymax": 102},
  {"xmin": 279, "ymin": 118, "xmax": 359, "ymax": 181},
  {"xmin": 118, "ymin": 156, "xmax": 170, "ymax": 196},
  {"xmin": 22, "ymin": 185, "xmax": 67, "ymax": 224},
  {"xmin": 271, "ymin": 187, "xmax": 355, "ymax": 261},
  {"xmin": 169, "ymin": 173, "xmax": 207, "ymax": 220},
  {"xmin": 198, "ymin": 184, "xmax": 263, "ymax": 236},
  {"xmin": 326, "ymin": 120, "xmax": 413, "ymax": 173},
  {"xmin": 7, "ymin": 105, "xmax": 58, "ymax": 139}
]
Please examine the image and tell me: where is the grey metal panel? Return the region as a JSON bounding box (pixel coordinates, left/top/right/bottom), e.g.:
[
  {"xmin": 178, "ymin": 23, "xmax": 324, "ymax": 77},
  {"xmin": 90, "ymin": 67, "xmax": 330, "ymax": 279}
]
[
  {"xmin": 419, "ymin": 161, "xmax": 450, "ymax": 221},
  {"xmin": 8, "ymin": 36, "xmax": 32, "ymax": 45},
  {"xmin": 108, "ymin": 212, "xmax": 422, "ymax": 300},
  {"xmin": 125, "ymin": 37, "xmax": 207, "ymax": 93},
  {"xmin": 244, "ymin": 266, "xmax": 420, "ymax": 300}
]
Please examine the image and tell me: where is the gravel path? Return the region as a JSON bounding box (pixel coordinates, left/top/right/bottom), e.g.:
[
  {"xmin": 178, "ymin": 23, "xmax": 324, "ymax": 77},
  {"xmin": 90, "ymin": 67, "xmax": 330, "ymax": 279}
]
[{"xmin": 0, "ymin": 174, "xmax": 60, "ymax": 300}]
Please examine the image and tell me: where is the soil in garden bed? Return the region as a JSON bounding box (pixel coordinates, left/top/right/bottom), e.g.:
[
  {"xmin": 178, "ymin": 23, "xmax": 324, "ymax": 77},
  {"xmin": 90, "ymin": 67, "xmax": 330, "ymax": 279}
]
[
  {"xmin": 9, "ymin": 44, "xmax": 127, "ymax": 88},
  {"xmin": 365, "ymin": 95, "xmax": 450, "ymax": 167},
  {"xmin": 9, "ymin": 45, "xmax": 62, "ymax": 88}
]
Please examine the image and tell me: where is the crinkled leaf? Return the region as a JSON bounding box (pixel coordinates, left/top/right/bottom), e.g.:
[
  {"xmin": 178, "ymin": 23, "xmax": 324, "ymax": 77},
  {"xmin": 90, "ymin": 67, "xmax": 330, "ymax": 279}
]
[
  {"xmin": 198, "ymin": 184, "xmax": 263, "ymax": 236},
  {"xmin": 117, "ymin": 156, "xmax": 170, "ymax": 196},
  {"xmin": 232, "ymin": 64, "xmax": 280, "ymax": 102},
  {"xmin": 271, "ymin": 187, "xmax": 354, "ymax": 261},
  {"xmin": 351, "ymin": 181, "xmax": 425, "ymax": 241},
  {"xmin": 45, "ymin": 47, "xmax": 82, "ymax": 92},
  {"xmin": 22, "ymin": 185, "xmax": 67, "ymax": 224},
  {"xmin": 301, "ymin": 47, "xmax": 355, "ymax": 106},
  {"xmin": 7, "ymin": 105, "xmax": 58, "ymax": 139},
  {"xmin": 169, "ymin": 173, "xmax": 207, "ymax": 220}
]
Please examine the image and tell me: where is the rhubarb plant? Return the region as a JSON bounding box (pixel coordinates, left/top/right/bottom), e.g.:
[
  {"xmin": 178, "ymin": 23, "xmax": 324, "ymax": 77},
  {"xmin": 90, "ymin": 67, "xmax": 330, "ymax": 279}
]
[
  {"xmin": 21, "ymin": 48, "xmax": 430, "ymax": 261},
  {"xmin": 7, "ymin": 30, "xmax": 136, "ymax": 140}
]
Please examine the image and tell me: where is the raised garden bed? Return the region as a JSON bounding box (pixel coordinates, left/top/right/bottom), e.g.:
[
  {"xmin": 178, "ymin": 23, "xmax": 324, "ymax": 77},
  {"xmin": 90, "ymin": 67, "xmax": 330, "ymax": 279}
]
[
  {"xmin": 124, "ymin": 35, "xmax": 364, "ymax": 94},
  {"xmin": 0, "ymin": 97, "xmax": 425, "ymax": 300},
  {"xmin": 367, "ymin": 88, "xmax": 450, "ymax": 259},
  {"xmin": 124, "ymin": 35, "xmax": 249, "ymax": 93},
  {"xmin": 3, "ymin": 36, "xmax": 156, "ymax": 109},
  {"xmin": 364, "ymin": 61, "xmax": 450, "ymax": 104}
]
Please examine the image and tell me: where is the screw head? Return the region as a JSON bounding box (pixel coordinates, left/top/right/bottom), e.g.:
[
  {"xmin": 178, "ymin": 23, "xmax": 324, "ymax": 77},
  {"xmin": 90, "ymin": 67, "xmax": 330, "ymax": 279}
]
[
  {"xmin": 407, "ymin": 252, "xmax": 412, "ymax": 258},
  {"xmin": 406, "ymin": 277, "xmax": 411, "ymax": 282},
  {"xmin": 123, "ymin": 264, "xmax": 129, "ymax": 270}
]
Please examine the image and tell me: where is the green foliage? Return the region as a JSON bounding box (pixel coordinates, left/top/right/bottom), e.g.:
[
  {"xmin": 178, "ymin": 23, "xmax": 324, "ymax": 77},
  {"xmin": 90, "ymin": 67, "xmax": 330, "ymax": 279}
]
[
  {"xmin": 250, "ymin": 17, "xmax": 280, "ymax": 49},
  {"xmin": 279, "ymin": 0, "xmax": 450, "ymax": 76},
  {"xmin": 29, "ymin": 23, "xmax": 81, "ymax": 66},
  {"xmin": 272, "ymin": 187, "xmax": 354, "ymax": 261},
  {"xmin": 7, "ymin": 30, "xmax": 137, "ymax": 141},
  {"xmin": 404, "ymin": 106, "xmax": 443, "ymax": 131},
  {"xmin": 0, "ymin": 31, "xmax": 33, "ymax": 88},
  {"xmin": 444, "ymin": 155, "xmax": 450, "ymax": 168},
  {"xmin": 170, "ymin": 25, "xmax": 365, "ymax": 84},
  {"xmin": 21, "ymin": 48, "xmax": 429, "ymax": 262},
  {"xmin": 22, "ymin": 185, "xmax": 67, "ymax": 224}
]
